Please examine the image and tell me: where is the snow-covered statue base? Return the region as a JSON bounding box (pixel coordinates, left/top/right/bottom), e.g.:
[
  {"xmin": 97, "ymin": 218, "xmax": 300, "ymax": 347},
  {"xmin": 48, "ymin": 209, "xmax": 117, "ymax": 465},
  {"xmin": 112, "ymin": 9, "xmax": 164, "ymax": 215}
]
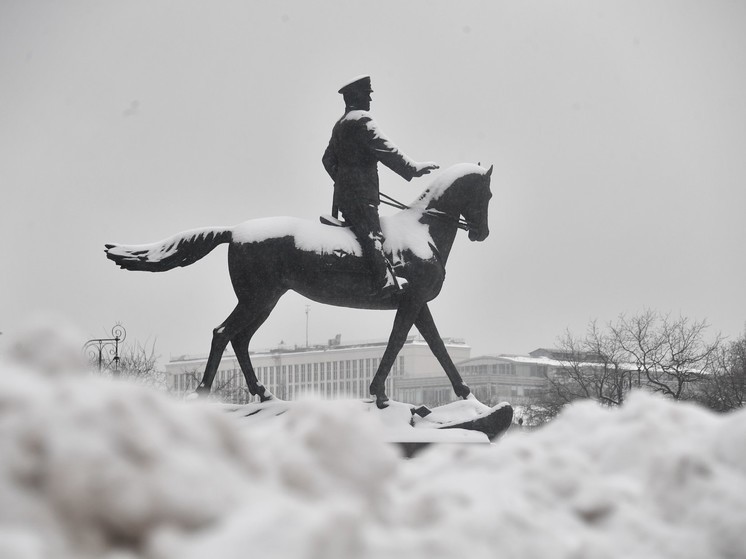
[
  {"xmin": 222, "ymin": 395, "xmax": 513, "ymax": 454},
  {"xmin": 105, "ymin": 163, "xmax": 495, "ymax": 411}
]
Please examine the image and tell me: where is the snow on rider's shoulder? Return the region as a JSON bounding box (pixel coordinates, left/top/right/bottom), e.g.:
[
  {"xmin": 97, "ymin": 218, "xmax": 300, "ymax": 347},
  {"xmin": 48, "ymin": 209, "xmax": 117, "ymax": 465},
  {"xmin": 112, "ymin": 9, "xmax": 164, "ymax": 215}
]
[
  {"xmin": 341, "ymin": 110, "xmax": 371, "ymax": 123},
  {"xmin": 342, "ymin": 110, "xmax": 384, "ymax": 141}
]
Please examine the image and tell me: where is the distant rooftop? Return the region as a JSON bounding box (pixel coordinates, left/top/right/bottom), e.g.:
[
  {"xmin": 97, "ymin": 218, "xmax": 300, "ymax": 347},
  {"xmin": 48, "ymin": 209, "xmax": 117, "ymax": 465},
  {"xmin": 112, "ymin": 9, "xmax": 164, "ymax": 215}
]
[
  {"xmin": 169, "ymin": 333, "xmax": 469, "ymax": 363},
  {"xmin": 529, "ymin": 348, "xmax": 606, "ymax": 363}
]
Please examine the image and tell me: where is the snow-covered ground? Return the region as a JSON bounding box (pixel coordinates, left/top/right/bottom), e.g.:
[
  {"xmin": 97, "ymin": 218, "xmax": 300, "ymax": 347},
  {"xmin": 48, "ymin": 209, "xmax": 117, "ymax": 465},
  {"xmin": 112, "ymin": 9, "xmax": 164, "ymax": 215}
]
[{"xmin": 2, "ymin": 322, "xmax": 745, "ymax": 559}]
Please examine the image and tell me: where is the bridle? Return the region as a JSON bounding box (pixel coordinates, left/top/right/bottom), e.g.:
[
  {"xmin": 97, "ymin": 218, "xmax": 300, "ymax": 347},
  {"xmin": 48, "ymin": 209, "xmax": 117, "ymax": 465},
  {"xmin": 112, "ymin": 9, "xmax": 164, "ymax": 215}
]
[{"xmin": 379, "ymin": 192, "xmax": 471, "ymax": 232}]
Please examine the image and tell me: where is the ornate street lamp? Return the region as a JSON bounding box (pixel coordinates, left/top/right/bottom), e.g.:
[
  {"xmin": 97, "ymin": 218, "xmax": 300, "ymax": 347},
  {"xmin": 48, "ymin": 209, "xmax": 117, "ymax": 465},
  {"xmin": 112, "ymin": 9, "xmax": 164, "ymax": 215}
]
[{"xmin": 83, "ymin": 324, "xmax": 126, "ymax": 374}]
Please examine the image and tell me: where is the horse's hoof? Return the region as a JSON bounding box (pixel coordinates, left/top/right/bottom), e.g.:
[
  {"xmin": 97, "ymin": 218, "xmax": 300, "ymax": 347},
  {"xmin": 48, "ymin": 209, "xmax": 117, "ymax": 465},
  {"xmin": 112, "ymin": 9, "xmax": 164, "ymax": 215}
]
[
  {"xmin": 375, "ymin": 396, "xmax": 389, "ymax": 409},
  {"xmin": 255, "ymin": 385, "xmax": 275, "ymax": 403},
  {"xmin": 455, "ymin": 383, "xmax": 471, "ymax": 399},
  {"xmin": 371, "ymin": 391, "xmax": 389, "ymax": 409}
]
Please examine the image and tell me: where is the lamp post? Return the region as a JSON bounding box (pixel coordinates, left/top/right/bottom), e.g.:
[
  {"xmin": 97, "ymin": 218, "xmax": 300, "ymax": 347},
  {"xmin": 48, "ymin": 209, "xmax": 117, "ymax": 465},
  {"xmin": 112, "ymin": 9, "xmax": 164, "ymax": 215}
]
[
  {"xmin": 83, "ymin": 324, "xmax": 126, "ymax": 374},
  {"xmin": 305, "ymin": 304, "xmax": 310, "ymax": 348}
]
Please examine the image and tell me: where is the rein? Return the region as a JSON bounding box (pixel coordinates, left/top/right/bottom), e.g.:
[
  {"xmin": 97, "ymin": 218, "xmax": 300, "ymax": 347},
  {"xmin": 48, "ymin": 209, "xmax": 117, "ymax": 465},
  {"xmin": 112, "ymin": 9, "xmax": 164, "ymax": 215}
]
[{"xmin": 379, "ymin": 192, "xmax": 470, "ymax": 231}]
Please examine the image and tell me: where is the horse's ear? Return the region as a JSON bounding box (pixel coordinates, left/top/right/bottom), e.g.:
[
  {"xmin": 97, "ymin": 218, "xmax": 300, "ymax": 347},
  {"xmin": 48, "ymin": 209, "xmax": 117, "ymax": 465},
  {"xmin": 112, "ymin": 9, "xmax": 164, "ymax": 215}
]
[{"xmin": 486, "ymin": 165, "xmax": 493, "ymax": 177}]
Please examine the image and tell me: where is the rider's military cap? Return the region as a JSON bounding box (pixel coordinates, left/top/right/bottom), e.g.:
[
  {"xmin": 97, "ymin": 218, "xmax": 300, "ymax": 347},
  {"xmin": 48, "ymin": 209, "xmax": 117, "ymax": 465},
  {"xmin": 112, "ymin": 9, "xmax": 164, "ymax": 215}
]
[{"xmin": 338, "ymin": 75, "xmax": 373, "ymax": 95}]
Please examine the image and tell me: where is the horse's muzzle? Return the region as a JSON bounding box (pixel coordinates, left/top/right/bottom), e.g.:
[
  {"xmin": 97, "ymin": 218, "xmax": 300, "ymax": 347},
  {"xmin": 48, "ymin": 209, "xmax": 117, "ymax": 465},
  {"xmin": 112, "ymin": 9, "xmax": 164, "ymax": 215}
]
[{"xmin": 468, "ymin": 226, "xmax": 489, "ymax": 242}]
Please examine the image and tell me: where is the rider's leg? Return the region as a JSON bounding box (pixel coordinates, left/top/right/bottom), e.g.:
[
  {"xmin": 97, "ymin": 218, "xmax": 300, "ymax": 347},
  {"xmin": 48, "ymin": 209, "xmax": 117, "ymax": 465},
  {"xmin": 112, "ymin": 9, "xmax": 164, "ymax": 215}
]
[
  {"xmin": 342, "ymin": 202, "xmax": 399, "ymax": 292},
  {"xmin": 362, "ymin": 207, "xmax": 408, "ymax": 290},
  {"xmin": 372, "ymin": 237, "xmax": 408, "ymax": 291}
]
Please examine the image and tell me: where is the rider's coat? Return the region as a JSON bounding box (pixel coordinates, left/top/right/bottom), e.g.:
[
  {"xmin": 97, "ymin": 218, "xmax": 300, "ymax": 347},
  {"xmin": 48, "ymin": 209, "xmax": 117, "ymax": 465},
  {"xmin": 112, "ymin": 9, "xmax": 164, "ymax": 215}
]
[{"xmin": 322, "ymin": 110, "xmax": 420, "ymax": 209}]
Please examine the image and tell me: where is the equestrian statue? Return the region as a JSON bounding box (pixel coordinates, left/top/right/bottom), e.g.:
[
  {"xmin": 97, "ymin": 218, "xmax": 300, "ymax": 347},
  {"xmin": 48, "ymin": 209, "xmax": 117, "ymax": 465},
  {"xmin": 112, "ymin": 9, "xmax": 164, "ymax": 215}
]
[{"xmin": 105, "ymin": 75, "xmax": 494, "ymax": 410}]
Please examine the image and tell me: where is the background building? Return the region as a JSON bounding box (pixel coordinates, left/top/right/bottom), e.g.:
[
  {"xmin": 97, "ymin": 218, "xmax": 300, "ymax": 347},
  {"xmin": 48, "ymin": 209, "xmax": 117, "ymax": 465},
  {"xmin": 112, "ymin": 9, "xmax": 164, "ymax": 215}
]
[
  {"xmin": 397, "ymin": 353, "xmax": 556, "ymax": 407},
  {"xmin": 165, "ymin": 335, "xmax": 471, "ymax": 404},
  {"xmin": 165, "ymin": 335, "xmax": 559, "ymax": 408}
]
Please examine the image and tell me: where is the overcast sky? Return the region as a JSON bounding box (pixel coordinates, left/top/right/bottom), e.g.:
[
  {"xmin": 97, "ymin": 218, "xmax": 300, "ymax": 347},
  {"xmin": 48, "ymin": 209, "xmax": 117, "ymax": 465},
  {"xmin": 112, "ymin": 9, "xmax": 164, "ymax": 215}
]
[{"xmin": 1, "ymin": 0, "xmax": 745, "ymax": 364}]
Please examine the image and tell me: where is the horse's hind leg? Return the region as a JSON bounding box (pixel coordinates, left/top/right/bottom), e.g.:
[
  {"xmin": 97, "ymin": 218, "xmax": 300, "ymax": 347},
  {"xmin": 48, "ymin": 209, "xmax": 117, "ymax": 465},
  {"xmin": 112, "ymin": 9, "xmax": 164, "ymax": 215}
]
[
  {"xmin": 195, "ymin": 304, "xmax": 253, "ymax": 396},
  {"xmin": 231, "ymin": 304, "xmax": 277, "ymax": 402}
]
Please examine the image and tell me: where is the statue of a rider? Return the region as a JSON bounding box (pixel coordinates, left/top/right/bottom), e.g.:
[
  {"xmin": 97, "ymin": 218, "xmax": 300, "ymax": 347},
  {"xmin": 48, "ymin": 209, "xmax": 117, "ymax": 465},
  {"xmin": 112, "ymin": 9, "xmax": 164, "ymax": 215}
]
[{"xmin": 322, "ymin": 75, "xmax": 439, "ymax": 295}]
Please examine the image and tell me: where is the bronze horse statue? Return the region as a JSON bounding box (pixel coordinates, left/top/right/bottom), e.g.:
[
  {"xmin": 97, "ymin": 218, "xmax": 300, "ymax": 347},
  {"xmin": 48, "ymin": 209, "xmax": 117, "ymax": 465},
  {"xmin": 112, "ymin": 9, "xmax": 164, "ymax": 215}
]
[{"xmin": 105, "ymin": 163, "xmax": 493, "ymax": 407}]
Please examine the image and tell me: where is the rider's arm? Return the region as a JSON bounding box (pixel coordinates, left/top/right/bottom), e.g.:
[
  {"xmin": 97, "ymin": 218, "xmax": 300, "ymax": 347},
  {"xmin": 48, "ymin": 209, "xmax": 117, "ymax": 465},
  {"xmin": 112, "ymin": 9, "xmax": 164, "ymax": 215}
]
[
  {"xmin": 322, "ymin": 140, "xmax": 338, "ymax": 180},
  {"xmin": 361, "ymin": 115, "xmax": 435, "ymax": 181}
]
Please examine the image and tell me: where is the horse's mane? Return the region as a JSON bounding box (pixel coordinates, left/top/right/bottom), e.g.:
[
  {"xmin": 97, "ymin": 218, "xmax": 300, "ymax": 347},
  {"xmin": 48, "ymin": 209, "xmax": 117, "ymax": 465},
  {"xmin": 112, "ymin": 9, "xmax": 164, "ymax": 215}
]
[{"xmin": 409, "ymin": 163, "xmax": 488, "ymax": 209}]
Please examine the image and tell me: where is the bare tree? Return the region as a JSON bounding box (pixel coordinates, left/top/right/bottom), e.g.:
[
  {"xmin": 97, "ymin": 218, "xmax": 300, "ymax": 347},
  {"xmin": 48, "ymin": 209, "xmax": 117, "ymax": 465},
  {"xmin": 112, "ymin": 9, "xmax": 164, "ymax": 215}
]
[
  {"xmin": 523, "ymin": 322, "xmax": 630, "ymax": 425},
  {"xmin": 524, "ymin": 311, "xmax": 723, "ymax": 425},
  {"xmin": 114, "ymin": 340, "xmax": 168, "ymax": 391},
  {"xmin": 612, "ymin": 311, "xmax": 722, "ymax": 401},
  {"xmin": 697, "ymin": 330, "xmax": 746, "ymax": 412},
  {"xmin": 583, "ymin": 320, "xmax": 633, "ymax": 405},
  {"xmin": 173, "ymin": 368, "xmax": 253, "ymax": 404},
  {"xmin": 96, "ymin": 337, "xmax": 254, "ymax": 404}
]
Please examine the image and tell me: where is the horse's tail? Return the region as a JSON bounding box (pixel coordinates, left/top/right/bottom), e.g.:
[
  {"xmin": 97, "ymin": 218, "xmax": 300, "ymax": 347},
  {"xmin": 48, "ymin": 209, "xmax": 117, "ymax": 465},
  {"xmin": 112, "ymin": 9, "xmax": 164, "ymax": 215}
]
[{"xmin": 105, "ymin": 227, "xmax": 232, "ymax": 272}]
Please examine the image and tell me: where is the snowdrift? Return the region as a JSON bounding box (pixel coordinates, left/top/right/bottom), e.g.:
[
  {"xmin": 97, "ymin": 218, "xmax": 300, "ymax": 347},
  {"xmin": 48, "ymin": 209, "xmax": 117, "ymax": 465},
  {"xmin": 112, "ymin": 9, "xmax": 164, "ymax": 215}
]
[{"xmin": 2, "ymin": 324, "xmax": 746, "ymax": 559}]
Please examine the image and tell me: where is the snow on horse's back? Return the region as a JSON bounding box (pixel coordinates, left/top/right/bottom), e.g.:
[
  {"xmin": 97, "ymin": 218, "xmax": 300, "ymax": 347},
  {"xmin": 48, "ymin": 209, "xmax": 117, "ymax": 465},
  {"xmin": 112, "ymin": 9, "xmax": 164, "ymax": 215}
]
[{"xmin": 232, "ymin": 216, "xmax": 362, "ymax": 257}]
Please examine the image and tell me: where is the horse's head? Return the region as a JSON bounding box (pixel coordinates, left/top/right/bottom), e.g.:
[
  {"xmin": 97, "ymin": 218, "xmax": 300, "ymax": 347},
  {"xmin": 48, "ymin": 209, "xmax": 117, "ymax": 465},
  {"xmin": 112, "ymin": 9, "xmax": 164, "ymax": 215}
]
[
  {"xmin": 414, "ymin": 163, "xmax": 494, "ymax": 243},
  {"xmin": 462, "ymin": 165, "xmax": 493, "ymax": 242}
]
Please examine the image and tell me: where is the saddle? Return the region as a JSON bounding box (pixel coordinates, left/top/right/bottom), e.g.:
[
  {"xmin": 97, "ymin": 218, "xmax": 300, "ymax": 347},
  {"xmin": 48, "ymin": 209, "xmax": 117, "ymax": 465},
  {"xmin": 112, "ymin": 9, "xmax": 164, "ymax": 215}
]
[
  {"xmin": 319, "ymin": 214, "xmax": 349, "ymax": 228},
  {"xmin": 319, "ymin": 215, "xmax": 407, "ymax": 294}
]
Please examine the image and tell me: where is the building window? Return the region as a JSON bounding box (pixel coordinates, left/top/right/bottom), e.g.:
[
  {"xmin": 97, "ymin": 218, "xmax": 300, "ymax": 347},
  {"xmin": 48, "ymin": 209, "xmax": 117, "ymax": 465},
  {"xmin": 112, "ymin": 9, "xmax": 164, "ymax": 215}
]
[{"xmin": 530, "ymin": 365, "xmax": 546, "ymax": 378}]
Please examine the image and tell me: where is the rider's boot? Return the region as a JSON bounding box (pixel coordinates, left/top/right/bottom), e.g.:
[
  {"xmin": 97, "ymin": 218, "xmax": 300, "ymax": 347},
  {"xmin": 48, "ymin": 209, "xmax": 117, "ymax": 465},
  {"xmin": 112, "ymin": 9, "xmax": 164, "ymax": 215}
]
[
  {"xmin": 379, "ymin": 267, "xmax": 408, "ymax": 295},
  {"xmin": 364, "ymin": 236, "xmax": 408, "ymax": 296}
]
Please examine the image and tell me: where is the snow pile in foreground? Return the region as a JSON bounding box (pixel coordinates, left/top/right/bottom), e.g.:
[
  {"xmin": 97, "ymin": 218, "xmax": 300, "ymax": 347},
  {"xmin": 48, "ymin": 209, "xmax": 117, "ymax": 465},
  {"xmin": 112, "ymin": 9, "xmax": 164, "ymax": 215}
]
[{"xmin": 2, "ymin": 325, "xmax": 746, "ymax": 559}]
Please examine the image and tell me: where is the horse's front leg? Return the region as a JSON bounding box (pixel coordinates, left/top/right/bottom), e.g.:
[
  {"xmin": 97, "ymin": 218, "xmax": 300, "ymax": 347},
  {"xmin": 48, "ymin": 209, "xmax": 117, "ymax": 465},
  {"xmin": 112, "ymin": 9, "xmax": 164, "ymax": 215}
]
[
  {"xmin": 414, "ymin": 303, "xmax": 471, "ymax": 399},
  {"xmin": 370, "ymin": 299, "xmax": 422, "ymax": 408}
]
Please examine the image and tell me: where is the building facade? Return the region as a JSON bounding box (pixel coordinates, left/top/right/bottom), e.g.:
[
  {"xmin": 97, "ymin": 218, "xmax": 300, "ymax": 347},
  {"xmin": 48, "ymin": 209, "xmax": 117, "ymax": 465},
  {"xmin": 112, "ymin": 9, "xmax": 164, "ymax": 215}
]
[
  {"xmin": 165, "ymin": 336, "xmax": 561, "ymax": 408},
  {"xmin": 397, "ymin": 354, "xmax": 555, "ymax": 407},
  {"xmin": 165, "ymin": 335, "xmax": 472, "ymax": 404}
]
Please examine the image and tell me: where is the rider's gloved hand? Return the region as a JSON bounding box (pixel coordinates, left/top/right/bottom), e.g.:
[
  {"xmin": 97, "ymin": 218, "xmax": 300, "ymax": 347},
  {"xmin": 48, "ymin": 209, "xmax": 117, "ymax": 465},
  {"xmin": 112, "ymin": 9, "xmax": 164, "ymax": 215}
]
[{"xmin": 414, "ymin": 162, "xmax": 439, "ymax": 177}]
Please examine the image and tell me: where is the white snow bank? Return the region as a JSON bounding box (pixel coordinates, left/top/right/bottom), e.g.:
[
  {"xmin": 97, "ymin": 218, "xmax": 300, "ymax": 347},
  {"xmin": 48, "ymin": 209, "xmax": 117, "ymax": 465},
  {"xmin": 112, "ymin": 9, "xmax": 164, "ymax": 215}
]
[{"xmin": 2, "ymin": 321, "xmax": 746, "ymax": 559}]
